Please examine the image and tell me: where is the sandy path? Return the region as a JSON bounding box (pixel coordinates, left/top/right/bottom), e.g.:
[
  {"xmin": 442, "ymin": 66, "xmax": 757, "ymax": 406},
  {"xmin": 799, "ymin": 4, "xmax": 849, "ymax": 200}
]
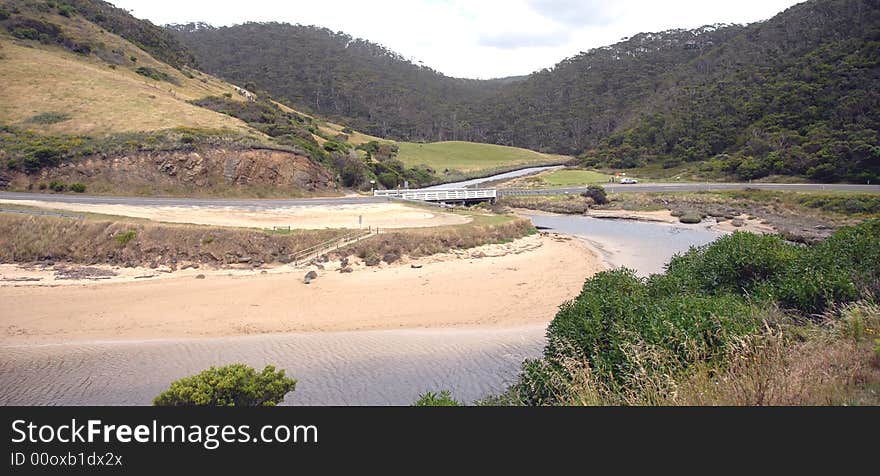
[
  {"xmin": 0, "ymin": 234, "xmax": 602, "ymax": 344},
  {"xmin": 0, "ymin": 200, "xmax": 469, "ymax": 229}
]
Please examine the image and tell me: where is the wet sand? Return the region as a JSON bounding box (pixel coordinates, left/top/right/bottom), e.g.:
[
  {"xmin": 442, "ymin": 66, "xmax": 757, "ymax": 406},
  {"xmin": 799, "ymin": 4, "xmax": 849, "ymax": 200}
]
[
  {"xmin": 0, "ymin": 325, "xmax": 547, "ymax": 405},
  {"xmin": 0, "ymin": 234, "xmax": 602, "ymax": 345},
  {"xmin": 0, "ymin": 199, "xmax": 469, "ymax": 229}
]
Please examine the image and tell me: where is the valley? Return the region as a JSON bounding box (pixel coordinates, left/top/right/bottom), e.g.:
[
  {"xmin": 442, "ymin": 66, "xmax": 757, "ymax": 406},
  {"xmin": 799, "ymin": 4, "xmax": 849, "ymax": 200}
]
[{"xmin": 0, "ymin": 0, "xmax": 878, "ymax": 407}]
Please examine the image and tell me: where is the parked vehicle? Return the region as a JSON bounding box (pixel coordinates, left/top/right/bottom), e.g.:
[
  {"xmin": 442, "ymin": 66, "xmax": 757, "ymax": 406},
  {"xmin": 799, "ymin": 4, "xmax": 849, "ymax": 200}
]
[{"xmin": 619, "ymin": 178, "xmax": 638, "ymax": 184}]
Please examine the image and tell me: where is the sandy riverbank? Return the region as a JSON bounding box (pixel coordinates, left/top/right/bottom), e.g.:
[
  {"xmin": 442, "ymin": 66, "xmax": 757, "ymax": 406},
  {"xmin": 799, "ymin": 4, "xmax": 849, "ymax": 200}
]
[
  {"xmin": 0, "ymin": 233, "xmax": 602, "ymax": 345},
  {"xmin": 0, "ymin": 200, "xmax": 469, "ymax": 229}
]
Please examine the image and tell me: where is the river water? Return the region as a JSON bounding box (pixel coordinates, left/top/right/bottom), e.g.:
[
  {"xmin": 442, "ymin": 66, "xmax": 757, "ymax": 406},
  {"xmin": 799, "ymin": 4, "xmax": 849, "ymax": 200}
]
[{"xmin": 0, "ymin": 174, "xmax": 724, "ymax": 406}]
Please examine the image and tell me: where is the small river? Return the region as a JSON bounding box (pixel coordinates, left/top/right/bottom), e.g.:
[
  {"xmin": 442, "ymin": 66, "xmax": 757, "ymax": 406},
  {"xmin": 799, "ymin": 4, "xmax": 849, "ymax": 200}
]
[{"xmin": 0, "ymin": 170, "xmax": 724, "ymax": 406}]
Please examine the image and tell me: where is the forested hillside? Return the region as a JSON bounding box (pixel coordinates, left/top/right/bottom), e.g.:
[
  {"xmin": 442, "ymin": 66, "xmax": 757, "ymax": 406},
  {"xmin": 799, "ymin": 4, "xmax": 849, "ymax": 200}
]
[
  {"xmin": 167, "ymin": 22, "xmax": 506, "ymax": 141},
  {"xmin": 172, "ymin": 0, "xmax": 880, "ymax": 182}
]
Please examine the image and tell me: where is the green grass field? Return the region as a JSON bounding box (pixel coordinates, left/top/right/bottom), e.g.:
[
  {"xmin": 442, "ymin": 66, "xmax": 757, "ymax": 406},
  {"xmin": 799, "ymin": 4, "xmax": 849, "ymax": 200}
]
[
  {"xmin": 540, "ymin": 169, "xmax": 614, "ymax": 186},
  {"xmin": 396, "ymin": 141, "xmax": 566, "ymax": 174}
]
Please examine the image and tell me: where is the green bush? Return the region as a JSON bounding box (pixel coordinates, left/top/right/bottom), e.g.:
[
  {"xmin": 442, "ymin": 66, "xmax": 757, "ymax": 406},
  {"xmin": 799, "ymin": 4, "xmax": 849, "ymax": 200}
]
[
  {"xmin": 511, "ymin": 221, "xmax": 880, "ymax": 404},
  {"xmin": 28, "ymin": 112, "xmax": 70, "ymax": 124},
  {"xmin": 377, "ymin": 171, "xmax": 399, "ymax": 189},
  {"xmin": 10, "ymin": 27, "xmax": 40, "ymax": 40},
  {"xmin": 69, "ymin": 183, "xmax": 86, "ymax": 193},
  {"xmin": 57, "ymin": 5, "xmax": 75, "ymax": 17},
  {"xmin": 115, "ymin": 230, "xmax": 136, "ymax": 245},
  {"xmin": 48, "ymin": 180, "xmax": 65, "ymax": 192},
  {"xmin": 0, "ymin": 8, "xmax": 11, "ymax": 21},
  {"xmin": 665, "ymin": 232, "xmax": 798, "ymax": 295},
  {"xmin": 154, "ymin": 364, "xmax": 296, "ymax": 406},
  {"xmin": 413, "ymin": 390, "xmax": 462, "ymax": 406},
  {"xmin": 135, "ymin": 66, "xmax": 177, "ymax": 84},
  {"xmin": 542, "ymin": 269, "xmax": 758, "ymax": 392},
  {"xmin": 581, "ymin": 184, "xmax": 608, "ymax": 205}
]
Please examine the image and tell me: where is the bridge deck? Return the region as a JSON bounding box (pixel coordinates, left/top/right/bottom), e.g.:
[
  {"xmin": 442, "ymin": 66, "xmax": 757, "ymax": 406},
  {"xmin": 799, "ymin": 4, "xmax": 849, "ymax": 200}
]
[{"xmin": 374, "ymin": 188, "xmax": 497, "ymax": 202}]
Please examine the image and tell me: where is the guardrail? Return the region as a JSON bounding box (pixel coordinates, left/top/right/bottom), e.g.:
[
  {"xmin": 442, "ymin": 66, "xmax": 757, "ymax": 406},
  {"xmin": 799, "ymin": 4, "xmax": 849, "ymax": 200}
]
[
  {"xmin": 289, "ymin": 227, "xmax": 377, "ymax": 266},
  {"xmin": 373, "ymin": 188, "xmax": 497, "ymax": 201},
  {"xmin": 497, "ymin": 188, "xmax": 572, "ymax": 197}
]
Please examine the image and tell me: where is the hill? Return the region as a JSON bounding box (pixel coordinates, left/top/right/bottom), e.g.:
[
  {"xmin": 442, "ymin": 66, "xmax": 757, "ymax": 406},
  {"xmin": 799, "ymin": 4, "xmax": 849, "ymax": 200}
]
[
  {"xmin": 171, "ymin": 0, "xmax": 880, "ymax": 183},
  {"xmin": 0, "ymin": 0, "xmax": 455, "ymax": 195},
  {"xmin": 396, "ymin": 141, "xmax": 566, "ymax": 179}
]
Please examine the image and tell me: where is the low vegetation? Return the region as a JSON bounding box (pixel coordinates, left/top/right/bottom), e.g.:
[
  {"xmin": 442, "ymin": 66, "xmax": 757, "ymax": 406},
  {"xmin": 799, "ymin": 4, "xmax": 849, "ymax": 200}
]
[
  {"xmin": 153, "ymin": 364, "xmax": 296, "ymax": 406},
  {"xmin": 497, "ymin": 195, "xmax": 592, "ymax": 214},
  {"xmin": 333, "ymin": 216, "xmax": 535, "ymax": 264},
  {"xmin": 496, "ymin": 220, "xmax": 880, "ymax": 405},
  {"xmin": 0, "ymin": 212, "xmax": 349, "ymax": 267},
  {"xmin": 413, "ymin": 391, "xmax": 462, "ymax": 406},
  {"xmin": 0, "ymin": 125, "xmax": 278, "ymax": 175}
]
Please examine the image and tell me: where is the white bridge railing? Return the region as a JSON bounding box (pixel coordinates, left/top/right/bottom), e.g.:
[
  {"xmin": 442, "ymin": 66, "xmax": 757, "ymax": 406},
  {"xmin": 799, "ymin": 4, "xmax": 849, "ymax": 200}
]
[{"xmin": 373, "ymin": 188, "xmax": 496, "ymax": 201}]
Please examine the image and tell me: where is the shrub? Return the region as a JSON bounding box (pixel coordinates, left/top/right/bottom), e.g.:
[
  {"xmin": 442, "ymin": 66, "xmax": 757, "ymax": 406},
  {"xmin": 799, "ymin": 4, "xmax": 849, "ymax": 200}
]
[
  {"xmin": 27, "ymin": 112, "xmax": 70, "ymax": 124},
  {"xmin": 509, "ymin": 221, "xmax": 880, "ymax": 404},
  {"xmin": 115, "ymin": 230, "xmax": 136, "ymax": 245},
  {"xmin": 581, "ymin": 184, "xmax": 608, "ymax": 205},
  {"xmin": 135, "ymin": 66, "xmax": 177, "ymax": 84},
  {"xmin": 10, "ymin": 27, "xmax": 40, "ymax": 40},
  {"xmin": 48, "ymin": 180, "xmax": 65, "ymax": 192},
  {"xmin": 413, "ymin": 390, "xmax": 461, "ymax": 406},
  {"xmin": 665, "ymin": 232, "xmax": 799, "ymax": 295},
  {"xmin": 154, "ymin": 364, "xmax": 296, "ymax": 406},
  {"xmin": 377, "ymin": 171, "xmax": 399, "ymax": 189},
  {"xmin": 69, "ymin": 183, "xmax": 86, "ymax": 193},
  {"xmin": 57, "ymin": 5, "xmax": 75, "ymax": 17},
  {"xmin": 0, "ymin": 7, "xmax": 10, "ymax": 21},
  {"xmin": 542, "ymin": 269, "xmax": 758, "ymax": 392}
]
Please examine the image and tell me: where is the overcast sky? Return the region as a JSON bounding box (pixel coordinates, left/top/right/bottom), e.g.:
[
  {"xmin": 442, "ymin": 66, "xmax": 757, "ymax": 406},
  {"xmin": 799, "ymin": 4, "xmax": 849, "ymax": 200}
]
[{"xmin": 112, "ymin": 0, "xmax": 804, "ymax": 79}]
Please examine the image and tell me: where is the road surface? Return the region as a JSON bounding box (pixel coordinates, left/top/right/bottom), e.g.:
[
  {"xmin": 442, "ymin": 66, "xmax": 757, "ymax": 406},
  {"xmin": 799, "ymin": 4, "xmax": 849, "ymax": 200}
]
[
  {"xmin": 0, "ymin": 182, "xmax": 877, "ymax": 209},
  {"xmin": 0, "ymin": 191, "xmax": 387, "ymax": 208},
  {"xmin": 499, "ymin": 182, "xmax": 880, "ymax": 196}
]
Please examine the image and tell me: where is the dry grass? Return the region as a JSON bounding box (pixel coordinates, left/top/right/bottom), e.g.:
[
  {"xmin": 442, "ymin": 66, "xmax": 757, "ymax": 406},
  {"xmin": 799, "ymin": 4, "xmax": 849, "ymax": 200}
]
[
  {"xmin": 497, "ymin": 195, "xmax": 593, "ymax": 214},
  {"xmin": 0, "ymin": 13, "xmax": 256, "ymax": 137},
  {"xmin": 333, "ymin": 217, "xmax": 536, "ymax": 262},
  {"xmin": 559, "ymin": 303, "xmax": 880, "ymax": 406},
  {"xmin": 0, "ymin": 212, "xmax": 349, "ymax": 267}
]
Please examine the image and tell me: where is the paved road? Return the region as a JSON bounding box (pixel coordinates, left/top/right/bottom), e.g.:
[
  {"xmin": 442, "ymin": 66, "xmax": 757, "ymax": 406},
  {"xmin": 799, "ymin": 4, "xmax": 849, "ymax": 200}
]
[
  {"xmin": 500, "ymin": 182, "xmax": 880, "ymax": 196},
  {"xmin": 1, "ymin": 182, "xmax": 877, "ymax": 209},
  {"xmin": 0, "ymin": 191, "xmax": 387, "ymax": 208}
]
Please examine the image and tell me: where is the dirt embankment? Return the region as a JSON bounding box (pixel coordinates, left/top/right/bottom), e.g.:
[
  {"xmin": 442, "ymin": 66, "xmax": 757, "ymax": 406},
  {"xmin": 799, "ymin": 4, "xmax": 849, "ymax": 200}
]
[
  {"xmin": 3, "ymin": 146, "xmax": 335, "ymax": 196},
  {"xmin": 0, "ymin": 213, "xmax": 534, "ymax": 269},
  {"xmin": 0, "ymin": 213, "xmax": 349, "ymax": 269}
]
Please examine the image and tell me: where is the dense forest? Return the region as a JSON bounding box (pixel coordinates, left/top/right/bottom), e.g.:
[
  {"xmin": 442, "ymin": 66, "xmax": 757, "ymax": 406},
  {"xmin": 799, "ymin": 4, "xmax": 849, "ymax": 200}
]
[{"xmin": 171, "ymin": 0, "xmax": 880, "ymax": 182}]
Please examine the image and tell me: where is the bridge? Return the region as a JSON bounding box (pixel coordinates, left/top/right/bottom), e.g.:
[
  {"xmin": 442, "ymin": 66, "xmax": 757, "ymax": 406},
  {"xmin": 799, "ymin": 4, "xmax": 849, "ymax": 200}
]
[{"xmin": 373, "ymin": 188, "xmax": 497, "ymax": 204}]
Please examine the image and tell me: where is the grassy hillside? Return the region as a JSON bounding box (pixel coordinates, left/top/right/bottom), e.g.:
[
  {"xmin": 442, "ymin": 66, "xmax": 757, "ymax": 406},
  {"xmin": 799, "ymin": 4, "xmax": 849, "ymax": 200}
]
[
  {"xmin": 0, "ymin": 0, "xmax": 348, "ymax": 196},
  {"xmin": 0, "ymin": 39, "xmax": 253, "ymax": 136},
  {"xmin": 0, "ymin": 1, "xmax": 466, "ymax": 195},
  {"xmin": 397, "ymin": 141, "xmax": 566, "ymax": 175}
]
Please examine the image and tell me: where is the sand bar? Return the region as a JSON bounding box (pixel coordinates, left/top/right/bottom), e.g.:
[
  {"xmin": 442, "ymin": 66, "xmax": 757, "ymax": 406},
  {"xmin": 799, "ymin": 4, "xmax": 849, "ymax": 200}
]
[{"xmin": 0, "ymin": 234, "xmax": 602, "ymax": 345}]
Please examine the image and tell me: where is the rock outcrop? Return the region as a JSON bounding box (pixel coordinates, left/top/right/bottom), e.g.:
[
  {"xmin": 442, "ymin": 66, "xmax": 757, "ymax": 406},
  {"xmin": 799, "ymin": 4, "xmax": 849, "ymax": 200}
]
[{"xmin": 7, "ymin": 146, "xmax": 334, "ymax": 196}]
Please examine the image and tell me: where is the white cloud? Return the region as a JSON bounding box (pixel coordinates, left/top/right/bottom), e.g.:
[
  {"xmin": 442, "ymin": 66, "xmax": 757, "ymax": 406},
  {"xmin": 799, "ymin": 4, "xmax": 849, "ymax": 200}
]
[{"xmin": 111, "ymin": 0, "xmax": 804, "ymax": 79}]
